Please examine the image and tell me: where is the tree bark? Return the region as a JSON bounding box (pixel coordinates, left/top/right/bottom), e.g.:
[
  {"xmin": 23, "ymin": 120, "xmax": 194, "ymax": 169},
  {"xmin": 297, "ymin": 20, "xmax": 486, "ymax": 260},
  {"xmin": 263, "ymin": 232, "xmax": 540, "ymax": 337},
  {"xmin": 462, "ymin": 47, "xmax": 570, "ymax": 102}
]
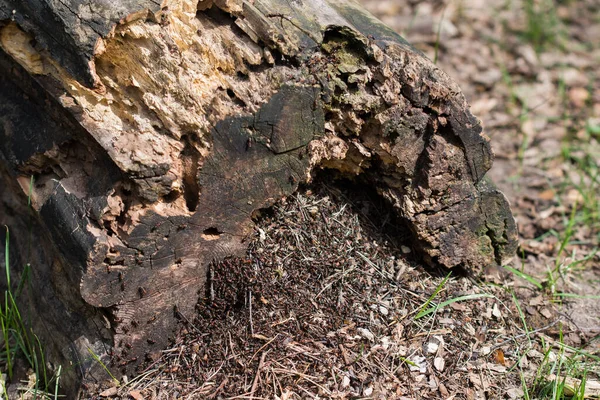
[{"xmin": 0, "ymin": 0, "xmax": 518, "ymax": 395}]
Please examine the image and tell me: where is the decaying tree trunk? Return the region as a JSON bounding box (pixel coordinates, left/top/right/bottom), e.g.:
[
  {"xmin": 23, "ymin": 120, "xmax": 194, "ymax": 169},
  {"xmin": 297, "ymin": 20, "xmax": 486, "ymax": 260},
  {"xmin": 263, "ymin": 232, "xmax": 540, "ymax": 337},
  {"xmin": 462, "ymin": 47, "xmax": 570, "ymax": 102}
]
[{"xmin": 0, "ymin": 0, "xmax": 518, "ymax": 395}]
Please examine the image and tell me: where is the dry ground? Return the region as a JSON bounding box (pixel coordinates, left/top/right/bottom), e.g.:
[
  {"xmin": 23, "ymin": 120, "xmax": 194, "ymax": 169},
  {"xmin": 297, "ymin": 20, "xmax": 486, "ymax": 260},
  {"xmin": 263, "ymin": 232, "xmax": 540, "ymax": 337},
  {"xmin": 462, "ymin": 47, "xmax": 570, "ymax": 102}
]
[{"xmin": 75, "ymin": 0, "xmax": 600, "ymax": 399}]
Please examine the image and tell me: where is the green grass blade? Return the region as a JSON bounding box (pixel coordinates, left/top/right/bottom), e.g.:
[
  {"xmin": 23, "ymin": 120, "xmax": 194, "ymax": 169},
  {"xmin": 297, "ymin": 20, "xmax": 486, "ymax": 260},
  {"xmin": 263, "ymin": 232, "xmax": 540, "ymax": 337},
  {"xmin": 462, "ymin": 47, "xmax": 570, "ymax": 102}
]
[
  {"xmin": 399, "ymin": 356, "xmax": 418, "ymax": 367},
  {"xmin": 415, "ymin": 293, "xmax": 493, "ymax": 319},
  {"xmin": 34, "ymin": 333, "xmax": 48, "ymax": 389},
  {"xmin": 556, "ymin": 200, "xmax": 578, "ymax": 263},
  {"xmin": 553, "ymin": 293, "xmax": 600, "ymax": 299},
  {"xmin": 54, "ymin": 365, "xmax": 62, "ymax": 400},
  {"xmin": 414, "ymin": 272, "xmax": 451, "ymax": 319},
  {"xmin": 87, "ymin": 347, "xmax": 119, "ymax": 385},
  {"xmin": 504, "ymin": 265, "xmax": 543, "ymax": 290},
  {"xmin": 1, "ymin": 306, "xmax": 12, "ymax": 380},
  {"xmin": 27, "ymin": 175, "xmax": 34, "ymax": 207},
  {"xmin": 5, "ymin": 226, "xmax": 10, "ymax": 289},
  {"xmin": 511, "ymin": 290, "xmax": 531, "ymax": 345}
]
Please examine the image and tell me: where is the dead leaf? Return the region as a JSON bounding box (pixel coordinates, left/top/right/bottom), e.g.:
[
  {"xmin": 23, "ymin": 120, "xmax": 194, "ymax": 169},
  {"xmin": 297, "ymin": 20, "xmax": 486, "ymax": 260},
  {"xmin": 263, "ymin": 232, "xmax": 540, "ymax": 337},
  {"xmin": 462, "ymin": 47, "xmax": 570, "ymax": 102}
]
[
  {"xmin": 464, "ymin": 323, "xmax": 476, "ymax": 336},
  {"xmin": 521, "ymin": 119, "xmax": 536, "ymax": 139},
  {"xmin": 279, "ymin": 390, "xmax": 294, "ymax": 400},
  {"xmin": 507, "ymin": 387, "xmax": 524, "ymax": 399},
  {"xmin": 426, "ymin": 341, "xmax": 439, "ymax": 354},
  {"xmin": 548, "ymin": 375, "xmax": 600, "ymax": 398},
  {"xmin": 449, "ymin": 302, "xmax": 466, "ymax": 311},
  {"xmin": 339, "ymin": 344, "xmax": 354, "ymax": 365},
  {"xmin": 100, "ymin": 387, "xmax": 118, "ymax": 397},
  {"xmin": 565, "ymin": 189, "xmax": 584, "ymax": 206},
  {"xmin": 357, "ymin": 328, "xmax": 375, "ymax": 342},
  {"xmin": 492, "ymin": 303, "xmax": 502, "ymax": 318},
  {"xmin": 439, "ymin": 382, "xmax": 450, "ymax": 398},
  {"xmin": 341, "ymin": 375, "xmax": 350, "ymax": 389},
  {"xmin": 434, "ymin": 357, "xmax": 445, "ymax": 372},
  {"xmin": 529, "ymin": 296, "xmax": 544, "ymax": 306},
  {"xmin": 493, "ymin": 349, "xmax": 505, "ymax": 365},
  {"xmin": 486, "ymin": 362, "xmax": 507, "ymax": 373},
  {"xmin": 538, "ymin": 206, "xmax": 556, "ymax": 220},
  {"xmin": 540, "ymin": 308, "xmax": 553, "ymax": 319},
  {"xmin": 468, "ymin": 373, "xmax": 486, "ymax": 389},
  {"xmin": 129, "ymin": 390, "xmax": 144, "ymax": 400},
  {"xmin": 538, "ymin": 189, "xmax": 556, "ymax": 200},
  {"xmin": 569, "ymin": 87, "xmax": 590, "ymax": 108},
  {"xmin": 409, "ymin": 355, "xmax": 427, "ymax": 373}
]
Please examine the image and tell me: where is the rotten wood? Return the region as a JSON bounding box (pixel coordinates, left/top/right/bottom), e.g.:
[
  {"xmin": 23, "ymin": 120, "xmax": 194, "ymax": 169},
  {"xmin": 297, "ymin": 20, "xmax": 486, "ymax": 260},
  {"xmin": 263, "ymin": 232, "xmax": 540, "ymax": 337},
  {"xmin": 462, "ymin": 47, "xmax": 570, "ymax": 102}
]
[{"xmin": 0, "ymin": 0, "xmax": 518, "ymax": 395}]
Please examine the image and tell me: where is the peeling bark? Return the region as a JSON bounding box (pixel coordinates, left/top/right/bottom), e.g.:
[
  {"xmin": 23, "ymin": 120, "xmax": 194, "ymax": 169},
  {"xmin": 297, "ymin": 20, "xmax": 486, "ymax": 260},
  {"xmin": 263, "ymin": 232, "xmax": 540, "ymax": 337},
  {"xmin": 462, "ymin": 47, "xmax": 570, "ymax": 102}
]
[{"xmin": 0, "ymin": 0, "xmax": 518, "ymax": 395}]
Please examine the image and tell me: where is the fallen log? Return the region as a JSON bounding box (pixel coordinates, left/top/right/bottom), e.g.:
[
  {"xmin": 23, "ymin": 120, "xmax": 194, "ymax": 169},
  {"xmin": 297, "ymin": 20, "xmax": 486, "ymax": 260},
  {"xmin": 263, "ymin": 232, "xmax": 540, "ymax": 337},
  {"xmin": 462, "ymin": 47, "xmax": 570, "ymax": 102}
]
[{"xmin": 0, "ymin": 0, "xmax": 518, "ymax": 395}]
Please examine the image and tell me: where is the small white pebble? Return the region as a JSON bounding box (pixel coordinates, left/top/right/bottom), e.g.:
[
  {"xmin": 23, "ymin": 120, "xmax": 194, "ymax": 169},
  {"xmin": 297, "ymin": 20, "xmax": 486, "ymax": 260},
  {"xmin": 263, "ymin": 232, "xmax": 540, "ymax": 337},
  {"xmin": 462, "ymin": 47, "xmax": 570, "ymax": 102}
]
[
  {"xmin": 401, "ymin": 245, "xmax": 411, "ymax": 254},
  {"xmin": 363, "ymin": 386, "xmax": 374, "ymax": 396}
]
